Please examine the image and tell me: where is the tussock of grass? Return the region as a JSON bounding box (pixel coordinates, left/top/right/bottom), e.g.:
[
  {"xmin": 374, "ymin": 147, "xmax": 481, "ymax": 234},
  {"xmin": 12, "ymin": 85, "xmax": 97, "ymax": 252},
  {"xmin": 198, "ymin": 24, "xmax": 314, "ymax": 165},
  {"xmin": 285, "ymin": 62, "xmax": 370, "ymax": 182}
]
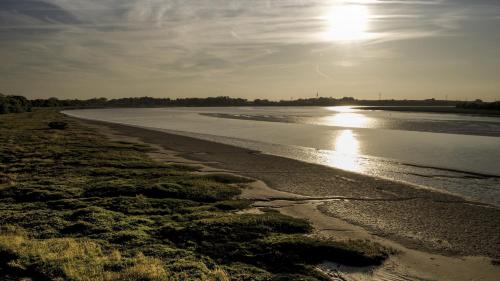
[
  {"xmin": 0, "ymin": 110, "xmax": 390, "ymax": 280},
  {"xmin": 199, "ymin": 174, "xmax": 254, "ymax": 184},
  {"xmin": 108, "ymin": 253, "xmax": 169, "ymax": 281},
  {"xmin": 0, "ymin": 227, "xmax": 230, "ymax": 281},
  {"xmin": 257, "ymin": 235, "xmax": 389, "ymax": 267},
  {"xmin": 0, "ymin": 226, "xmax": 166, "ymax": 281},
  {"xmin": 0, "ymin": 173, "xmax": 13, "ymax": 184},
  {"xmin": 214, "ymin": 200, "xmax": 253, "ymax": 211}
]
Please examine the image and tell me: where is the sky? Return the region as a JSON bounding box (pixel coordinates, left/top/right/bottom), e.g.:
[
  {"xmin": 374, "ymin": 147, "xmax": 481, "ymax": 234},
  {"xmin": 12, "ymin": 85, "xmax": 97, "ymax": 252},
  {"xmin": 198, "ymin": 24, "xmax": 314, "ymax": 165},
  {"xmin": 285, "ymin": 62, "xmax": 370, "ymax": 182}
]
[{"xmin": 1, "ymin": 0, "xmax": 499, "ymax": 101}]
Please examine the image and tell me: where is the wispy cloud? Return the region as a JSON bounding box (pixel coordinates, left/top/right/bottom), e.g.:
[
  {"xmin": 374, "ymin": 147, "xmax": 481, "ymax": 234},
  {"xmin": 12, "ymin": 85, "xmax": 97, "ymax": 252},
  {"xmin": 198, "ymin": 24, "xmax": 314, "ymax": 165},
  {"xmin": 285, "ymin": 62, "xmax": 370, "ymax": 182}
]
[{"xmin": 1, "ymin": 0, "xmax": 499, "ymax": 99}]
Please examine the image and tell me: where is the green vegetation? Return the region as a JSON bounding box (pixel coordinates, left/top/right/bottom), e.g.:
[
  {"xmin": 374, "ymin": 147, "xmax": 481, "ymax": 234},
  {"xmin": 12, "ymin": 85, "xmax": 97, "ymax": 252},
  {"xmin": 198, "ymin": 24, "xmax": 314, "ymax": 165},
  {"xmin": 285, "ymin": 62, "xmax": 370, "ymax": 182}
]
[
  {"xmin": 0, "ymin": 94, "xmax": 31, "ymax": 114},
  {"xmin": 0, "ymin": 110, "xmax": 389, "ymax": 280}
]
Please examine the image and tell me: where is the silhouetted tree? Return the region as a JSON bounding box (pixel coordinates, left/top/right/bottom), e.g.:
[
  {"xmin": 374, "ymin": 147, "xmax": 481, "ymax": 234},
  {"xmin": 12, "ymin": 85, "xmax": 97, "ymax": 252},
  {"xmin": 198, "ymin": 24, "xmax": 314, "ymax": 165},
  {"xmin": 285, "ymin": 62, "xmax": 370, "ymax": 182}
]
[{"xmin": 0, "ymin": 94, "xmax": 31, "ymax": 114}]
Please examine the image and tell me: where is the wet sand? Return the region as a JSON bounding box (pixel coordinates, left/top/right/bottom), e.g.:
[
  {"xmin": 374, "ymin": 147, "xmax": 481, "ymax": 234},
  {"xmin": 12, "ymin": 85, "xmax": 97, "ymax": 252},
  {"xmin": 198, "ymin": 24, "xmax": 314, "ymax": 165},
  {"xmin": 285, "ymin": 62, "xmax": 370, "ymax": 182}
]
[{"xmin": 75, "ymin": 118, "xmax": 500, "ymax": 279}]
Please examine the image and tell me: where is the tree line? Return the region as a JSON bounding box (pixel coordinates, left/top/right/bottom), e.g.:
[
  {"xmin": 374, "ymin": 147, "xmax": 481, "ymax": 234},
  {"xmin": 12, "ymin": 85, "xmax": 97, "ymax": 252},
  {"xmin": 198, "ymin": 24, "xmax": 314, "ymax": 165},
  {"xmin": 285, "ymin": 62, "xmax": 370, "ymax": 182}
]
[
  {"xmin": 456, "ymin": 100, "xmax": 500, "ymax": 110},
  {"xmin": 29, "ymin": 96, "xmax": 459, "ymax": 108},
  {"xmin": 2, "ymin": 92, "xmax": 499, "ymax": 115}
]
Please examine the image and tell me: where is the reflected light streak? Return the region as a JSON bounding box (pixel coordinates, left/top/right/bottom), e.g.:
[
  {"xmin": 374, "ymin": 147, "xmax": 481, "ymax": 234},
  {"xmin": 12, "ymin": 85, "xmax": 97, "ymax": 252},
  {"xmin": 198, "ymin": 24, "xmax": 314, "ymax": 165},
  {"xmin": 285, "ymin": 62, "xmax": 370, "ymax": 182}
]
[
  {"xmin": 322, "ymin": 113, "xmax": 373, "ymax": 128},
  {"xmin": 326, "ymin": 106, "xmax": 356, "ymax": 113},
  {"xmin": 327, "ymin": 130, "xmax": 363, "ymax": 172},
  {"xmin": 335, "ymin": 130, "xmax": 359, "ymax": 155}
]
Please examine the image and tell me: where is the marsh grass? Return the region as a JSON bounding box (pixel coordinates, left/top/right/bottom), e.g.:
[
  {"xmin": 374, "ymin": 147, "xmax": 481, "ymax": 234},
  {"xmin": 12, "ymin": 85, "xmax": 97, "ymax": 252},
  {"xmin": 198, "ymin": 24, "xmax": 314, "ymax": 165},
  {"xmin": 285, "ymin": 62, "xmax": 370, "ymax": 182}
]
[{"xmin": 0, "ymin": 110, "xmax": 389, "ymax": 280}]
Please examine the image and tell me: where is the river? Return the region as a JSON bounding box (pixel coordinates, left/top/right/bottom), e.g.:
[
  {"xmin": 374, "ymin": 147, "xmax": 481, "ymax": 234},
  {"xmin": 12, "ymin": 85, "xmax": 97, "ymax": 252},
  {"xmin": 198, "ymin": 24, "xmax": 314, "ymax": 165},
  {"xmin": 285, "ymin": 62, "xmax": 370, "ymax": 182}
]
[{"xmin": 64, "ymin": 106, "xmax": 500, "ymax": 206}]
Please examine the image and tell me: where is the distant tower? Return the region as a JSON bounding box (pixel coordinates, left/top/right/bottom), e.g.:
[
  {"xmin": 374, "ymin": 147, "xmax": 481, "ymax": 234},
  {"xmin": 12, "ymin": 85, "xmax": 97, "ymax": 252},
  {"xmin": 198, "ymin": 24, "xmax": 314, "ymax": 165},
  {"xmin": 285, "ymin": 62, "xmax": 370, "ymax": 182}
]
[{"xmin": 378, "ymin": 92, "xmax": 382, "ymax": 101}]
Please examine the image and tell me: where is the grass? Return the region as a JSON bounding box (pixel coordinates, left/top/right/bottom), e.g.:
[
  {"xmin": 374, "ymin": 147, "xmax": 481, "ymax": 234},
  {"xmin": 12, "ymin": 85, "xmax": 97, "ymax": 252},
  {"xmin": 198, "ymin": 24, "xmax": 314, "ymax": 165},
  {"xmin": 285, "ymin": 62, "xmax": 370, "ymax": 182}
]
[{"xmin": 0, "ymin": 109, "xmax": 390, "ymax": 280}]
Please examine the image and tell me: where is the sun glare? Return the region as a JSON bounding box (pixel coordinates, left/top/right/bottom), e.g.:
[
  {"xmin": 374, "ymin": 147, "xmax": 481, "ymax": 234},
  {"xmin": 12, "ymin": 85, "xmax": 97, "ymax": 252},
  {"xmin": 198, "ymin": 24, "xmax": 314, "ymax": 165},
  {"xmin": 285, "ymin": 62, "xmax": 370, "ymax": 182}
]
[
  {"xmin": 326, "ymin": 5, "xmax": 370, "ymax": 42},
  {"xmin": 326, "ymin": 130, "xmax": 363, "ymax": 172},
  {"xmin": 323, "ymin": 113, "xmax": 373, "ymax": 128}
]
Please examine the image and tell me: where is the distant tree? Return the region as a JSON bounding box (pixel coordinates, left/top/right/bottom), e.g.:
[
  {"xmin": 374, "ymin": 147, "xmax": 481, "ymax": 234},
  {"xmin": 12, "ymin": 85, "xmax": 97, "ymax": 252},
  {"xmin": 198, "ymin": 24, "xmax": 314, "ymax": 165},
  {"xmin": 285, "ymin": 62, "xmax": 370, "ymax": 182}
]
[
  {"xmin": 1, "ymin": 92, "xmax": 469, "ymax": 111},
  {"xmin": 0, "ymin": 95, "xmax": 8, "ymax": 114},
  {"xmin": 45, "ymin": 97, "xmax": 61, "ymax": 107},
  {"xmin": 0, "ymin": 94, "xmax": 32, "ymax": 114},
  {"xmin": 456, "ymin": 100, "xmax": 500, "ymax": 110}
]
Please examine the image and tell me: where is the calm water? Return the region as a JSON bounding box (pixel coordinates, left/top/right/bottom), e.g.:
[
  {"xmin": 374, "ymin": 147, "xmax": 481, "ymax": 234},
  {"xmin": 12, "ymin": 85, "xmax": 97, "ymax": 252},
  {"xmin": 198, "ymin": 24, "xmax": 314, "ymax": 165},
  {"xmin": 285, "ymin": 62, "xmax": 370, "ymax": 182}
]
[{"xmin": 64, "ymin": 107, "xmax": 500, "ymax": 206}]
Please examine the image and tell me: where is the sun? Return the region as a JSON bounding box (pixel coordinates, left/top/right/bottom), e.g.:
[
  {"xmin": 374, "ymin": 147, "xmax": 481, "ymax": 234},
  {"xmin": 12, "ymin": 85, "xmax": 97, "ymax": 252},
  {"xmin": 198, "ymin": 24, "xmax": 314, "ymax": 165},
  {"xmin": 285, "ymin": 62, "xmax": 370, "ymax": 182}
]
[{"xmin": 326, "ymin": 5, "xmax": 370, "ymax": 42}]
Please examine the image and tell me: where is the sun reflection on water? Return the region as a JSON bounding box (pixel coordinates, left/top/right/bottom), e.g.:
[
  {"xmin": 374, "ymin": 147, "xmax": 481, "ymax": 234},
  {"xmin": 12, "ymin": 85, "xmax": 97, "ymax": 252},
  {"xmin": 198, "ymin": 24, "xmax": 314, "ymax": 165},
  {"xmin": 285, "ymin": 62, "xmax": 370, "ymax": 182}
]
[
  {"xmin": 320, "ymin": 112, "xmax": 373, "ymax": 128},
  {"xmin": 335, "ymin": 130, "xmax": 359, "ymax": 154},
  {"xmin": 327, "ymin": 130, "xmax": 363, "ymax": 172},
  {"xmin": 326, "ymin": 106, "xmax": 355, "ymax": 113}
]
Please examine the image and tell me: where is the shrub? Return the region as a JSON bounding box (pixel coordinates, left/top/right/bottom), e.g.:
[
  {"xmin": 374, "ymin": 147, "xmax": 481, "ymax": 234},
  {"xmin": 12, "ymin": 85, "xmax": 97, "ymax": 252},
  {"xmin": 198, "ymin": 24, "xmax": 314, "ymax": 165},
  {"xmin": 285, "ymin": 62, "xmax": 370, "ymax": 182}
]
[
  {"xmin": 0, "ymin": 95, "xmax": 31, "ymax": 115},
  {"xmin": 48, "ymin": 121, "xmax": 68, "ymax": 130}
]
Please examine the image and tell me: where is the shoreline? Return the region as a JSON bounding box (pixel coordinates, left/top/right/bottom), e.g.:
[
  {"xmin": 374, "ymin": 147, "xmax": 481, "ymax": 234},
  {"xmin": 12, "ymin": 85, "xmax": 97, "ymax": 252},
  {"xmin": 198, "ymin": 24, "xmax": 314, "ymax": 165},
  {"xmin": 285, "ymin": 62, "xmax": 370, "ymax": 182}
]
[
  {"xmin": 74, "ymin": 116, "xmax": 500, "ymax": 280},
  {"xmin": 356, "ymin": 106, "xmax": 500, "ymax": 117},
  {"xmin": 41, "ymin": 105, "xmax": 500, "ymax": 118}
]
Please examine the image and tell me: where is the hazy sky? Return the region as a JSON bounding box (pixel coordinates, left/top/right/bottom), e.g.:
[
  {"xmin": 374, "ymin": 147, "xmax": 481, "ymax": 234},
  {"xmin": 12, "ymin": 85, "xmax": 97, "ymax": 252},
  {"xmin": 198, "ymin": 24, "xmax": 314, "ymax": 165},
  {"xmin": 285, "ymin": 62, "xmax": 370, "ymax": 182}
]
[{"xmin": 1, "ymin": 0, "xmax": 499, "ymax": 100}]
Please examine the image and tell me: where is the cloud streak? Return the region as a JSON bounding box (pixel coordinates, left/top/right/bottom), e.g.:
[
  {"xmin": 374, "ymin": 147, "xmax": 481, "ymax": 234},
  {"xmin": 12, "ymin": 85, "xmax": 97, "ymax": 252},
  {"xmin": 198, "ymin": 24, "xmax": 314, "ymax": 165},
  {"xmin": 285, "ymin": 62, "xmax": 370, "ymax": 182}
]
[{"xmin": 1, "ymin": 0, "xmax": 499, "ymax": 99}]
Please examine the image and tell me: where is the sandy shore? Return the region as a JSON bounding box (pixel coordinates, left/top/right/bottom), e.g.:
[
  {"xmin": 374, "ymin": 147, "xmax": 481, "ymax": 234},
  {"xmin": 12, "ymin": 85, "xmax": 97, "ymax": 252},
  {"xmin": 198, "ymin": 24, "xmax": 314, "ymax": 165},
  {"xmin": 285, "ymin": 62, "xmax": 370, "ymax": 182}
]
[{"xmin": 75, "ymin": 117, "xmax": 500, "ymax": 280}]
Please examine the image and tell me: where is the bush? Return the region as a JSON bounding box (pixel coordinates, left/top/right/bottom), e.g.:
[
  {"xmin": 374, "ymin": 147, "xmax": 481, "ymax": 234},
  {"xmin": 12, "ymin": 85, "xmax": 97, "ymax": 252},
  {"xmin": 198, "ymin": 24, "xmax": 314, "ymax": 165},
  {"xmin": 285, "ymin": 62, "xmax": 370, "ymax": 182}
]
[
  {"xmin": 48, "ymin": 121, "xmax": 68, "ymax": 130},
  {"xmin": 0, "ymin": 95, "xmax": 31, "ymax": 114}
]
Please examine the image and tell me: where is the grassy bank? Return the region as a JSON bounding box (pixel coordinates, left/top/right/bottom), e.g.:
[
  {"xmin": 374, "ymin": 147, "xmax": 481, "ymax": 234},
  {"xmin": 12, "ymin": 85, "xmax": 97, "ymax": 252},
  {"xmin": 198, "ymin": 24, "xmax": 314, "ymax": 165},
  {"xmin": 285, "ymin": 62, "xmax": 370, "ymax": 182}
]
[{"xmin": 0, "ymin": 110, "xmax": 389, "ymax": 280}]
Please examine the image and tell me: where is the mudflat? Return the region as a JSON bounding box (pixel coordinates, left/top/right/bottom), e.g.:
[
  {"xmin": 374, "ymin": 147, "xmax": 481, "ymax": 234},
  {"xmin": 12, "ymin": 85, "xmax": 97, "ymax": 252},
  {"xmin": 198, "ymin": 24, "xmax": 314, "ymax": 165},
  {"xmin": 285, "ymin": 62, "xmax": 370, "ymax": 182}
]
[{"xmin": 80, "ymin": 119, "xmax": 500, "ymax": 259}]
